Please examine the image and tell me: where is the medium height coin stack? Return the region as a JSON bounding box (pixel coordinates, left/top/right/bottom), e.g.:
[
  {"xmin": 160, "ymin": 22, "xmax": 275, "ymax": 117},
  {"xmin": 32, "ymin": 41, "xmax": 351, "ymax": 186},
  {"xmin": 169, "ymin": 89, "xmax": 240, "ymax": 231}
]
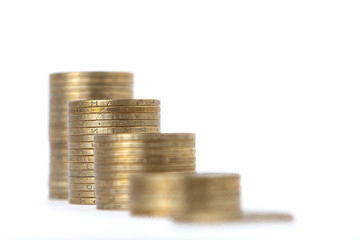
[
  {"xmin": 93, "ymin": 133, "xmax": 196, "ymax": 210},
  {"xmin": 49, "ymin": 72, "xmax": 133, "ymax": 199},
  {"xmin": 67, "ymin": 99, "xmax": 161, "ymax": 205}
]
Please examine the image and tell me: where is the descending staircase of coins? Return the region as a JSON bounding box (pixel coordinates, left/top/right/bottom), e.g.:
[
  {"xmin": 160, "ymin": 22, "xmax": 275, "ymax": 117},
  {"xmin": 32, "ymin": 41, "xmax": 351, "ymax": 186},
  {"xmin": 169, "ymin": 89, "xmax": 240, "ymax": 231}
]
[{"xmin": 49, "ymin": 72, "xmax": 293, "ymax": 223}]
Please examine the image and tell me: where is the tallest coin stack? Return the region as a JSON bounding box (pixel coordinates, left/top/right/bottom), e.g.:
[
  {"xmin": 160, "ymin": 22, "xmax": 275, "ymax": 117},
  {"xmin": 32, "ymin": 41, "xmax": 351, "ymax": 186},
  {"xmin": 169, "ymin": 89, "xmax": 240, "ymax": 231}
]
[{"xmin": 49, "ymin": 72, "xmax": 134, "ymax": 199}]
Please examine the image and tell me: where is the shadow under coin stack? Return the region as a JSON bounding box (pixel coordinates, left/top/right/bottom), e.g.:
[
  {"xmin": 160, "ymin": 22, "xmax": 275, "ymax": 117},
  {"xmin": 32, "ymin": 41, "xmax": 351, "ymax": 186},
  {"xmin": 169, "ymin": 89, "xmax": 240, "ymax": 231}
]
[
  {"xmin": 172, "ymin": 173, "xmax": 242, "ymax": 223},
  {"xmin": 67, "ymin": 99, "xmax": 161, "ymax": 205},
  {"xmin": 93, "ymin": 133, "xmax": 196, "ymax": 210},
  {"xmin": 49, "ymin": 72, "xmax": 133, "ymax": 199}
]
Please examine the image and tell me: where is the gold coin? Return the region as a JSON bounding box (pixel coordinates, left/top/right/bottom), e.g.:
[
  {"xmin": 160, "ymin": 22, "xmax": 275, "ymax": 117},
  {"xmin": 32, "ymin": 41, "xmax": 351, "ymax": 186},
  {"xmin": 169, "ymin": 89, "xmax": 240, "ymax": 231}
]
[
  {"xmin": 69, "ymin": 177, "xmax": 95, "ymax": 184},
  {"xmin": 95, "ymin": 170, "xmax": 195, "ymax": 178},
  {"xmin": 69, "ymin": 149, "xmax": 94, "ymax": 155},
  {"xmin": 96, "ymin": 190, "xmax": 129, "ymax": 196},
  {"xmin": 68, "ymin": 135, "xmax": 95, "ymax": 142},
  {"xmin": 68, "ymin": 112, "xmax": 161, "ymax": 121},
  {"xmin": 50, "ymin": 92, "xmax": 133, "ymax": 99},
  {"xmin": 94, "ymin": 133, "xmax": 195, "ymax": 142},
  {"xmin": 69, "ymin": 183, "xmax": 95, "ymax": 191},
  {"xmin": 95, "ymin": 185, "xmax": 130, "ymax": 192},
  {"xmin": 95, "ymin": 164, "xmax": 196, "ymax": 172},
  {"xmin": 69, "ymin": 99, "xmax": 159, "ymax": 107},
  {"xmin": 96, "ymin": 194, "xmax": 129, "ymax": 201},
  {"xmin": 96, "ymin": 202, "xmax": 128, "ymax": 210},
  {"xmin": 69, "ymin": 191, "xmax": 96, "ymax": 198},
  {"xmin": 50, "ymin": 84, "xmax": 133, "ymax": 91},
  {"xmin": 94, "ymin": 141, "xmax": 195, "ymax": 148},
  {"xmin": 68, "ymin": 198, "xmax": 96, "ymax": 205},
  {"xmin": 94, "ymin": 149, "xmax": 196, "ymax": 157},
  {"xmin": 50, "ymin": 71, "xmax": 133, "ymax": 80},
  {"xmin": 68, "ymin": 106, "xmax": 160, "ymax": 114},
  {"xmin": 49, "ymin": 193, "xmax": 68, "ymax": 199},
  {"xmin": 94, "ymin": 147, "xmax": 195, "ymax": 153},
  {"xmin": 68, "ymin": 142, "xmax": 94, "ymax": 149},
  {"xmin": 68, "ymin": 155, "xmax": 94, "ymax": 163},
  {"xmin": 68, "ymin": 119, "xmax": 160, "ymax": 128},
  {"xmin": 69, "ymin": 162, "xmax": 94, "ymax": 170},
  {"xmin": 68, "ymin": 127, "xmax": 160, "ymax": 135},
  {"xmin": 95, "ymin": 179, "xmax": 129, "ymax": 188},
  {"xmin": 94, "ymin": 156, "xmax": 195, "ymax": 164},
  {"xmin": 69, "ymin": 170, "xmax": 95, "ymax": 177},
  {"xmin": 49, "ymin": 182, "xmax": 69, "ymax": 187}
]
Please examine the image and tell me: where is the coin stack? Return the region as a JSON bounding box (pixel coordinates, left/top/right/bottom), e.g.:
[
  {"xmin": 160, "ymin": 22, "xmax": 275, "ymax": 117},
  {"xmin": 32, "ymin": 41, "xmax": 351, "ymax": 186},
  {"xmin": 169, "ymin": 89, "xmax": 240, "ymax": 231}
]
[
  {"xmin": 67, "ymin": 99, "xmax": 161, "ymax": 205},
  {"xmin": 93, "ymin": 133, "xmax": 196, "ymax": 210},
  {"xmin": 129, "ymin": 172, "xmax": 192, "ymax": 216},
  {"xmin": 172, "ymin": 173, "xmax": 243, "ymax": 223},
  {"xmin": 49, "ymin": 72, "xmax": 133, "ymax": 199}
]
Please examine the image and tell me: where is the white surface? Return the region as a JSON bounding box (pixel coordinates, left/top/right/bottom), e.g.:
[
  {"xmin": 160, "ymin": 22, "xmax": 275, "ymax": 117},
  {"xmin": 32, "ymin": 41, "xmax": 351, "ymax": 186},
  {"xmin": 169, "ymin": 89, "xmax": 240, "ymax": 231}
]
[{"xmin": 0, "ymin": 0, "xmax": 360, "ymax": 239}]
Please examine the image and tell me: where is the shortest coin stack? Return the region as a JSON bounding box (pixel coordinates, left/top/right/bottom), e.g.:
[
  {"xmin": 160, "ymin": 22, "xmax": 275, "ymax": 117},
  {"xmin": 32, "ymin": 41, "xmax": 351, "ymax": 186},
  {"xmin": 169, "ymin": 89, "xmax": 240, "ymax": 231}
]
[
  {"xmin": 94, "ymin": 133, "xmax": 196, "ymax": 210},
  {"xmin": 129, "ymin": 173, "xmax": 192, "ymax": 216},
  {"xmin": 172, "ymin": 173, "xmax": 243, "ymax": 223}
]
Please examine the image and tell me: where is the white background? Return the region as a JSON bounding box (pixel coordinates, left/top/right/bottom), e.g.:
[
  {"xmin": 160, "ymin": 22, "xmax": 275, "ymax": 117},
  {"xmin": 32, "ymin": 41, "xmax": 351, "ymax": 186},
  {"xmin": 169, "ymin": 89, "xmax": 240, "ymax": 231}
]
[{"xmin": 0, "ymin": 0, "xmax": 359, "ymax": 239}]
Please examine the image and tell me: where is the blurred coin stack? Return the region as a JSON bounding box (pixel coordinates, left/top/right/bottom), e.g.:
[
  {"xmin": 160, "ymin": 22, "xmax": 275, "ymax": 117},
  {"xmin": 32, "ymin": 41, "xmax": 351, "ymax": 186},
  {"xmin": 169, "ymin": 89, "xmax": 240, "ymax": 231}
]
[
  {"xmin": 93, "ymin": 133, "xmax": 196, "ymax": 210},
  {"xmin": 172, "ymin": 173, "xmax": 242, "ymax": 223},
  {"xmin": 129, "ymin": 173, "xmax": 191, "ymax": 216},
  {"xmin": 67, "ymin": 99, "xmax": 161, "ymax": 205},
  {"xmin": 49, "ymin": 72, "xmax": 133, "ymax": 199}
]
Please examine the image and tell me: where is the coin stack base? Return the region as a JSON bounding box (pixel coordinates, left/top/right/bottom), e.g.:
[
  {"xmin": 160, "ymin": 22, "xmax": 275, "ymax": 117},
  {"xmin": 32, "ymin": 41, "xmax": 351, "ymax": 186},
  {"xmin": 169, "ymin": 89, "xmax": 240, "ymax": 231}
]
[
  {"xmin": 68, "ymin": 99, "xmax": 161, "ymax": 205},
  {"xmin": 94, "ymin": 133, "xmax": 196, "ymax": 210}
]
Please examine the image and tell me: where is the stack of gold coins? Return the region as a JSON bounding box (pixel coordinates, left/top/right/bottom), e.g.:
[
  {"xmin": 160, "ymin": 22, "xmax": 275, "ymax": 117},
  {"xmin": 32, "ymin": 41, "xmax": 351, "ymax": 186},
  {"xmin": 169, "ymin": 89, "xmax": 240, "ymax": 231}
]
[
  {"xmin": 93, "ymin": 133, "xmax": 196, "ymax": 210},
  {"xmin": 172, "ymin": 173, "xmax": 243, "ymax": 223},
  {"xmin": 129, "ymin": 173, "xmax": 192, "ymax": 216},
  {"xmin": 67, "ymin": 99, "xmax": 161, "ymax": 205},
  {"xmin": 49, "ymin": 72, "xmax": 133, "ymax": 199}
]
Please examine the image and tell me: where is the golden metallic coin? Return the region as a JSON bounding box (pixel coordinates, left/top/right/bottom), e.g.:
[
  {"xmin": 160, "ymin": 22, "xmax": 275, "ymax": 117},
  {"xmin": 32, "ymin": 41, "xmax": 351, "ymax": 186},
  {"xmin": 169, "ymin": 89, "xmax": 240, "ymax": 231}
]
[
  {"xmin": 50, "ymin": 84, "xmax": 133, "ymax": 91},
  {"xmin": 95, "ymin": 165, "xmax": 196, "ymax": 172},
  {"xmin": 69, "ymin": 198, "xmax": 96, "ymax": 205},
  {"xmin": 68, "ymin": 112, "xmax": 161, "ymax": 121},
  {"xmin": 69, "ymin": 170, "xmax": 95, "ymax": 177},
  {"xmin": 95, "ymin": 185, "xmax": 130, "ymax": 193},
  {"xmin": 49, "ymin": 193, "xmax": 68, "ymax": 199},
  {"xmin": 69, "ymin": 191, "xmax": 96, "ymax": 198},
  {"xmin": 94, "ymin": 141, "xmax": 195, "ymax": 148},
  {"xmin": 68, "ymin": 142, "xmax": 94, "ymax": 149},
  {"xmin": 94, "ymin": 156, "xmax": 196, "ymax": 164},
  {"xmin": 68, "ymin": 127, "xmax": 160, "ymax": 135},
  {"xmin": 50, "ymin": 71, "xmax": 133, "ymax": 80},
  {"xmin": 50, "ymin": 92, "xmax": 134, "ymax": 100},
  {"xmin": 95, "ymin": 179, "xmax": 129, "ymax": 188},
  {"xmin": 93, "ymin": 150, "xmax": 196, "ymax": 158},
  {"xmin": 183, "ymin": 173, "xmax": 240, "ymax": 193},
  {"xmin": 69, "ymin": 99, "xmax": 159, "ymax": 107},
  {"xmin": 69, "ymin": 149, "xmax": 94, "ymax": 155},
  {"xmin": 50, "ymin": 89, "xmax": 133, "ymax": 96},
  {"xmin": 95, "ymin": 170, "xmax": 195, "ymax": 178},
  {"xmin": 68, "ymin": 155, "xmax": 94, "ymax": 163},
  {"xmin": 95, "ymin": 162, "xmax": 196, "ymax": 169},
  {"xmin": 68, "ymin": 119, "xmax": 160, "ymax": 128},
  {"xmin": 49, "ymin": 182, "xmax": 69, "ymax": 187},
  {"xmin": 69, "ymin": 162, "xmax": 94, "ymax": 170},
  {"xmin": 68, "ymin": 135, "xmax": 95, "ymax": 142},
  {"xmin": 69, "ymin": 177, "xmax": 95, "ymax": 184},
  {"xmin": 94, "ymin": 133, "xmax": 195, "ymax": 142},
  {"xmin": 96, "ymin": 195, "xmax": 129, "ymax": 201},
  {"xmin": 96, "ymin": 202, "xmax": 128, "ymax": 210},
  {"xmin": 68, "ymin": 106, "xmax": 160, "ymax": 114},
  {"xmin": 172, "ymin": 211, "xmax": 244, "ymax": 223},
  {"xmin": 69, "ymin": 184, "xmax": 95, "ymax": 191}
]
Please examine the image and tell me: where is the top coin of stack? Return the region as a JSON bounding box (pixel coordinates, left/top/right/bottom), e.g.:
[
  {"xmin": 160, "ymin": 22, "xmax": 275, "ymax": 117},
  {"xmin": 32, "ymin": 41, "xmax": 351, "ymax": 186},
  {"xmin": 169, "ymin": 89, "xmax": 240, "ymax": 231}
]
[
  {"xmin": 67, "ymin": 99, "xmax": 161, "ymax": 205},
  {"xmin": 172, "ymin": 173, "xmax": 243, "ymax": 223},
  {"xmin": 49, "ymin": 72, "xmax": 134, "ymax": 199},
  {"xmin": 93, "ymin": 133, "xmax": 196, "ymax": 210}
]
